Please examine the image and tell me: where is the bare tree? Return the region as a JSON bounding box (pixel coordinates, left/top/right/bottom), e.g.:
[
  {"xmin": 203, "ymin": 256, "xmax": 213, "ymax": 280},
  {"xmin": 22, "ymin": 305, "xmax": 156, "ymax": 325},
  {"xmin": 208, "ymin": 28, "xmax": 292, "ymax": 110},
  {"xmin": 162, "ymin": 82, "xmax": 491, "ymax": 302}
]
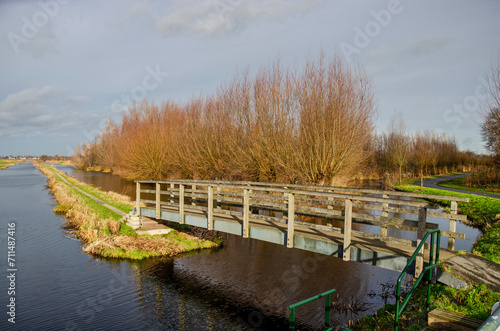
[
  {"xmin": 481, "ymin": 58, "xmax": 500, "ymax": 167},
  {"xmin": 387, "ymin": 113, "xmax": 410, "ymax": 185}
]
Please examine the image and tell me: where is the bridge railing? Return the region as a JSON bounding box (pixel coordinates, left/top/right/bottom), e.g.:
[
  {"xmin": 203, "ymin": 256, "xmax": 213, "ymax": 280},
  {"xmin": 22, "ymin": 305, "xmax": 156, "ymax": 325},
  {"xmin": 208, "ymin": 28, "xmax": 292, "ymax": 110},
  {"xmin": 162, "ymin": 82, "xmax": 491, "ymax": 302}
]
[{"xmin": 135, "ymin": 179, "xmax": 468, "ymax": 276}]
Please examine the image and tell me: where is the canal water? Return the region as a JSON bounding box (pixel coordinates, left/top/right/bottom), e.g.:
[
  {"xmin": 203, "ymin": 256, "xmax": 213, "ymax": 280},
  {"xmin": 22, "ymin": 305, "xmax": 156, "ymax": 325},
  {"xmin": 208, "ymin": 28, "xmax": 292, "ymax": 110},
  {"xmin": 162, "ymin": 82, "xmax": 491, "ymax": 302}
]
[{"xmin": 0, "ymin": 163, "xmax": 479, "ymax": 330}]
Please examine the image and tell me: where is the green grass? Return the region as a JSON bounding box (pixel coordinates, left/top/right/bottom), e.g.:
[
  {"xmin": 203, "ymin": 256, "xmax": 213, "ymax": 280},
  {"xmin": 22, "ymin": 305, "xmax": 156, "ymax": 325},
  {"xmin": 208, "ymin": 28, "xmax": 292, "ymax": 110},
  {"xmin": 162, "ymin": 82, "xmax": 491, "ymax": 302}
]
[
  {"xmin": 395, "ymin": 183, "xmax": 500, "ymax": 229},
  {"xmin": 474, "ymin": 219, "xmax": 500, "ymax": 264},
  {"xmin": 0, "ymin": 160, "xmax": 20, "ymax": 169},
  {"xmin": 354, "ymin": 283, "xmax": 498, "ymax": 330},
  {"xmin": 395, "ymin": 182, "xmax": 500, "ymax": 263},
  {"xmin": 45, "ymin": 165, "xmax": 133, "ymax": 214},
  {"xmin": 440, "ymin": 176, "xmax": 500, "ymax": 195}
]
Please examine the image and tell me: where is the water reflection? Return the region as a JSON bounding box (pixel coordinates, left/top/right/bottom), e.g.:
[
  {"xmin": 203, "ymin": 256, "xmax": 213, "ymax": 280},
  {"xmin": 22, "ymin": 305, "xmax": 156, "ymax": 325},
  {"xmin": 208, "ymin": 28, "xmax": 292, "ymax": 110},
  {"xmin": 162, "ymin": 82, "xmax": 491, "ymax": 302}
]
[{"xmin": 51, "ymin": 165, "xmax": 481, "ymax": 329}]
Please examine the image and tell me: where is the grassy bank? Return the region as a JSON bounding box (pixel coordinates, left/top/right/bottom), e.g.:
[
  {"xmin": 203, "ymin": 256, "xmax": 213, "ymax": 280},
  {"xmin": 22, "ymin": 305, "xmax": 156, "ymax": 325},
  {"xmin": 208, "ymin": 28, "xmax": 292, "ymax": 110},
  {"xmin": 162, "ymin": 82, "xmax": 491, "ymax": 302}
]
[
  {"xmin": 0, "ymin": 160, "xmax": 22, "ymax": 169},
  {"xmin": 354, "ymin": 283, "xmax": 499, "ymax": 330},
  {"xmin": 353, "ymin": 176, "xmax": 500, "ymax": 330},
  {"xmin": 394, "ymin": 179, "xmax": 500, "ymax": 263},
  {"xmin": 441, "ymin": 175, "xmax": 500, "ymax": 194},
  {"xmin": 36, "ymin": 163, "xmax": 222, "ymax": 260}
]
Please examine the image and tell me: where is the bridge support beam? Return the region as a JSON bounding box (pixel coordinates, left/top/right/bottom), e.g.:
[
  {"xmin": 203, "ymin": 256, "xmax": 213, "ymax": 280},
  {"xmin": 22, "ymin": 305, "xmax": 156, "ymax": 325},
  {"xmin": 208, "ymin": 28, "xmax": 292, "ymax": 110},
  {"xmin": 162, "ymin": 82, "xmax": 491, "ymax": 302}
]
[{"xmin": 343, "ymin": 199, "xmax": 353, "ymax": 261}]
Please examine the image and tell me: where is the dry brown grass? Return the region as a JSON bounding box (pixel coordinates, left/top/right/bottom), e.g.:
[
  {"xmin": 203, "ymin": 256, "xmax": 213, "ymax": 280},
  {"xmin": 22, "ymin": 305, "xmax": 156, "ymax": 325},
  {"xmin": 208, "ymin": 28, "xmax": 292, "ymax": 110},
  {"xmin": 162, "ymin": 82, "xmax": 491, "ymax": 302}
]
[
  {"xmin": 35, "ymin": 163, "xmax": 221, "ymax": 260},
  {"xmin": 107, "ymin": 219, "xmax": 121, "ymax": 235}
]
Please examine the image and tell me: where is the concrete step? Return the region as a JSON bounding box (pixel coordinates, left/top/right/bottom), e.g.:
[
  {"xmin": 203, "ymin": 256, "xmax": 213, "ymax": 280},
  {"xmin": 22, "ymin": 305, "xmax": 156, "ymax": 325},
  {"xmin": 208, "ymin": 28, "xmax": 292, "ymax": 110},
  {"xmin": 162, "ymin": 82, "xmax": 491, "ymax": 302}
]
[{"xmin": 428, "ymin": 308, "xmax": 484, "ymax": 331}]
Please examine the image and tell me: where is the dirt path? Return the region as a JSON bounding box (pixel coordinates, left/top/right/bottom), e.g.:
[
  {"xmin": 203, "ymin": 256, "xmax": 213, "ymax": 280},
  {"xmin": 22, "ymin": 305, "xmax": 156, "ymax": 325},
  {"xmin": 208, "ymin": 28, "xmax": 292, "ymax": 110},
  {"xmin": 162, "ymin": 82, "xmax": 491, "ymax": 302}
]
[
  {"xmin": 414, "ymin": 173, "xmax": 500, "ymax": 199},
  {"xmin": 51, "ymin": 169, "xmax": 127, "ymax": 216}
]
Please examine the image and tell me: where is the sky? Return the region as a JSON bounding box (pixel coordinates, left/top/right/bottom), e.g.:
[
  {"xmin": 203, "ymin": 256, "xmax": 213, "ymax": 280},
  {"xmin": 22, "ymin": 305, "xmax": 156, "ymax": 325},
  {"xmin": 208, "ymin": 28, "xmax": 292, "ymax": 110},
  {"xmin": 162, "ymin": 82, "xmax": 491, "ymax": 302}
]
[{"xmin": 0, "ymin": 0, "xmax": 499, "ymax": 156}]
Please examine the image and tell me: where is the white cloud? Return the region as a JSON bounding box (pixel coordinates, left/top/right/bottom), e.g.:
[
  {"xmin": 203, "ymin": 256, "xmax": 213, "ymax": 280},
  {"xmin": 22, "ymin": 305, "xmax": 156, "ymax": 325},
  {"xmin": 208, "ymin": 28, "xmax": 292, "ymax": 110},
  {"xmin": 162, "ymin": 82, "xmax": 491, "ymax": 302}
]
[
  {"xmin": 146, "ymin": 0, "xmax": 325, "ymax": 36},
  {"xmin": 0, "ymin": 85, "xmax": 94, "ymax": 137}
]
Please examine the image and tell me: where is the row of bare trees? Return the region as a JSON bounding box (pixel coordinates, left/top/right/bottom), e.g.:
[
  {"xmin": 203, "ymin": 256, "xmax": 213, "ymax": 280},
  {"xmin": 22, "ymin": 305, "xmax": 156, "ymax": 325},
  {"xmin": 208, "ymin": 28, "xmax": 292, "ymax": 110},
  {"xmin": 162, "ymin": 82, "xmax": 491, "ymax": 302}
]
[
  {"xmin": 73, "ymin": 53, "xmax": 487, "ymax": 185},
  {"xmin": 73, "ymin": 54, "xmax": 376, "ymax": 184},
  {"xmin": 373, "ymin": 114, "xmax": 484, "ymax": 185}
]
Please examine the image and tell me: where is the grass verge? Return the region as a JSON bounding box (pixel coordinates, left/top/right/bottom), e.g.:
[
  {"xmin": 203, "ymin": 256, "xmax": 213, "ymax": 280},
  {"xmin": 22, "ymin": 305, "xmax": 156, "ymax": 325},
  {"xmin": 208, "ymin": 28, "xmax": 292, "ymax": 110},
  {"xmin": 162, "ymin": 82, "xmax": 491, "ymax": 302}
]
[
  {"xmin": 440, "ymin": 175, "xmax": 500, "ymax": 195},
  {"xmin": 354, "ymin": 176, "xmax": 500, "ymax": 330},
  {"xmin": 0, "ymin": 160, "xmax": 22, "ymax": 169},
  {"xmin": 354, "ymin": 283, "xmax": 499, "ymax": 330},
  {"xmin": 36, "ymin": 163, "xmax": 222, "ymax": 260},
  {"xmin": 394, "ymin": 180, "xmax": 500, "ymax": 263}
]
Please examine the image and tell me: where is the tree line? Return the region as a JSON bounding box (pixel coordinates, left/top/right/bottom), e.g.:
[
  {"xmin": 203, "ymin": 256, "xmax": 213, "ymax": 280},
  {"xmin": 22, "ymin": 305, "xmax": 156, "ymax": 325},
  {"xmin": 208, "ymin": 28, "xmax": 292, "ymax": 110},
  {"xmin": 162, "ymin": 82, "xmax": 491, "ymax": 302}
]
[{"xmin": 73, "ymin": 53, "xmax": 488, "ymax": 184}]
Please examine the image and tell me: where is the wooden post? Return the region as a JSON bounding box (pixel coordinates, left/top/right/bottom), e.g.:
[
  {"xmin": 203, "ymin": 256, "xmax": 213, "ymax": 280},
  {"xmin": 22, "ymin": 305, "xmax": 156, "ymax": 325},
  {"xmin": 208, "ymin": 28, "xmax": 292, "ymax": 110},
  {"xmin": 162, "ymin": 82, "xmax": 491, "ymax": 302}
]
[
  {"xmin": 191, "ymin": 184, "xmax": 196, "ymax": 206},
  {"xmin": 216, "ymin": 186, "xmax": 221, "ymax": 209},
  {"xmin": 179, "ymin": 184, "xmax": 185, "ymax": 224},
  {"xmin": 287, "ymin": 193, "xmax": 295, "ymax": 248},
  {"xmin": 169, "ymin": 183, "xmax": 174, "ymax": 204},
  {"xmin": 343, "ymin": 199, "xmax": 353, "ymax": 261},
  {"xmin": 243, "ymin": 188, "xmax": 250, "ymax": 238},
  {"xmin": 381, "ymin": 194, "xmax": 388, "ymax": 236},
  {"xmin": 156, "ymin": 182, "xmax": 161, "ymax": 219},
  {"xmin": 207, "ymin": 186, "xmax": 214, "ymax": 230},
  {"xmin": 416, "ymin": 207, "xmax": 427, "ymax": 278},
  {"xmin": 136, "ymin": 182, "xmax": 141, "ymax": 215},
  {"xmin": 448, "ymin": 201, "xmax": 457, "ymax": 250}
]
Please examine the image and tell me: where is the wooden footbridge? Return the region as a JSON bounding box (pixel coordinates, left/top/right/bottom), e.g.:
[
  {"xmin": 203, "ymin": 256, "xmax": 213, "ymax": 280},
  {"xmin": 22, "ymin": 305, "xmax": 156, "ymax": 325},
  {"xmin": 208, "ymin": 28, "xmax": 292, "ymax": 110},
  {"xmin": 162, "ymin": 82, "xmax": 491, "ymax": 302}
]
[{"xmin": 135, "ymin": 180, "xmax": 469, "ymax": 276}]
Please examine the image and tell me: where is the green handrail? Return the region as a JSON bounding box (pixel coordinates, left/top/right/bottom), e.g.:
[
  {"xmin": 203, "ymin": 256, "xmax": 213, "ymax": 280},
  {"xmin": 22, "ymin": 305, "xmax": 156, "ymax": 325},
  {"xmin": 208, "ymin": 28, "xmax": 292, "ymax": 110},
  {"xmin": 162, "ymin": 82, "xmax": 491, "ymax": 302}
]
[
  {"xmin": 395, "ymin": 229, "xmax": 441, "ymax": 331},
  {"xmin": 287, "ymin": 288, "xmax": 336, "ymax": 331}
]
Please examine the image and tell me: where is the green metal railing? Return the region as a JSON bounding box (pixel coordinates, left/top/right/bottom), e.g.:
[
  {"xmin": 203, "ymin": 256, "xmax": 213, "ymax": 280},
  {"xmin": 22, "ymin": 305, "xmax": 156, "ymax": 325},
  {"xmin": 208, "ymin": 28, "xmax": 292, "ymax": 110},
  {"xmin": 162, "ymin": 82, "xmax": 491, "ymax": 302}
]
[
  {"xmin": 287, "ymin": 288, "xmax": 336, "ymax": 331},
  {"xmin": 395, "ymin": 229, "xmax": 441, "ymax": 331}
]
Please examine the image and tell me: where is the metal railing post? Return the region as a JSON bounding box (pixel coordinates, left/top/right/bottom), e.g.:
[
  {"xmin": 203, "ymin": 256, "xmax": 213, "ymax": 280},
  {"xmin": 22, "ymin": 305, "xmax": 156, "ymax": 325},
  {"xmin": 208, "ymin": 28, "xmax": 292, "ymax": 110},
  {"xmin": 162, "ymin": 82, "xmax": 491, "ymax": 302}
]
[
  {"xmin": 287, "ymin": 193, "xmax": 295, "ymax": 248},
  {"xmin": 343, "ymin": 198, "xmax": 353, "ymax": 261},
  {"xmin": 395, "ymin": 229, "xmax": 440, "ymax": 331},
  {"xmin": 288, "ymin": 288, "xmax": 336, "ymax": 331}
]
